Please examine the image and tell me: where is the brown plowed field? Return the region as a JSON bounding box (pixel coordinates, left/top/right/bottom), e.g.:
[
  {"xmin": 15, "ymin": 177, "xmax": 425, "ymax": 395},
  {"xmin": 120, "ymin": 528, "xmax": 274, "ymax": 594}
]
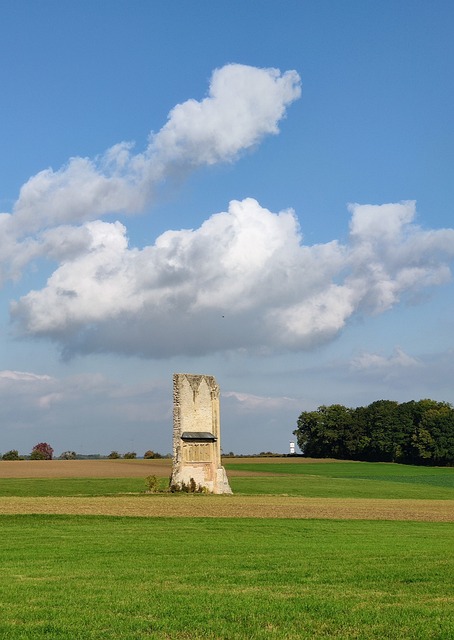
[
  {"xmin": 0, "ymin": 459, "xmax": 173, "ymax": 478},
  {"xmin": 0, "ymin": 457, "xmax": 337, "ymax": 478},
  {"xmin": 0, "ymin": 495, "xmax": 453, "ymax": 521}
]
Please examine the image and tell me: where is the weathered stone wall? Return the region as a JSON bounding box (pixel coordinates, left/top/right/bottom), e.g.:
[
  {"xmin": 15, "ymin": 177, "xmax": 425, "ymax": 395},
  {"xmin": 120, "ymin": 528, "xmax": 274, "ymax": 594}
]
[{"xmin": 170, "ymin": 373, "xmax": 232, "ymax": 494}]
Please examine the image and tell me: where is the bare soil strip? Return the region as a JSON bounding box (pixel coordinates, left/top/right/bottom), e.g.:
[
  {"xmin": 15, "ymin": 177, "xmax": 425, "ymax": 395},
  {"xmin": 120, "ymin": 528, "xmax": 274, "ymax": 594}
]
[
  {"xmin": 0, "ymin": 458, "xmax": 348, "ymax": 479},
  {"xmin": 0, "ymin": 459, "xmax": 272, "ymax": 478},
  {"xmin": 0, "ymin": 459, "xmax": 172, "ymax": 478},
  {"xmin": 0, "ymin": 496, "xmax": 453, "ymax": 521}
]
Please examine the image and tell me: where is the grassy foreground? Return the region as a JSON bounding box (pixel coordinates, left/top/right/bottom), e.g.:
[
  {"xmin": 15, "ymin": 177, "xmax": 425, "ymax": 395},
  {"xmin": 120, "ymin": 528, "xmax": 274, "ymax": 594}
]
[
  {"xmin": 0, "ymin": 515, "xmax": 453, "ymax": 640},
  {"xmin": 0, "ymin": 459, "xmax": 453, "ymax": 638}
]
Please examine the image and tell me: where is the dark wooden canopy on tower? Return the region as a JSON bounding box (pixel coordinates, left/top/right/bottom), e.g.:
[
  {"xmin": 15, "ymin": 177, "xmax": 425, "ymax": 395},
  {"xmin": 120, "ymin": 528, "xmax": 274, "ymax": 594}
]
[{"xmin": 181, "ymin": 431, "xmax": 217, "ymax": 442}]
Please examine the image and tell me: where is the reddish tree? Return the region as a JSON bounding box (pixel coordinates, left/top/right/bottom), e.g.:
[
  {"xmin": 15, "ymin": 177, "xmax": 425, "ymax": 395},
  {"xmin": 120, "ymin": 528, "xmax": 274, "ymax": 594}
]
[{"xmin": 30, "ymin": 442, "xmax": 54, "ymax": 460}]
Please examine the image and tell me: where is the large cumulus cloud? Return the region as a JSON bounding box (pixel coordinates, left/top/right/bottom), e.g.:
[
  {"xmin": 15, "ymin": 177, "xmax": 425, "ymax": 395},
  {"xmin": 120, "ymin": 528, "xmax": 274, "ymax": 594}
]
[
  {"xmin": 0, "ymin": 63, "xmax": 301, "ymax": 283},
  {"xmin": 6, "ymin": 64, "xmax": 301, "ymax": 235},
  {"xmin": 11, "ymin": 198, "xmax": 454, "ymax": 358},
  {"xmin": 3, "ymin": 62, "xmax": 454, "ymax": 359}
]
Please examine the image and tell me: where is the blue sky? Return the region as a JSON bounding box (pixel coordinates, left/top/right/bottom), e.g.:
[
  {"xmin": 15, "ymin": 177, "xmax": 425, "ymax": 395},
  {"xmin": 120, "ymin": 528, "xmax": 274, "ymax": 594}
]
[{"xmin": 1, "ymin": 1, "xmax": 453, "ymax": 456}]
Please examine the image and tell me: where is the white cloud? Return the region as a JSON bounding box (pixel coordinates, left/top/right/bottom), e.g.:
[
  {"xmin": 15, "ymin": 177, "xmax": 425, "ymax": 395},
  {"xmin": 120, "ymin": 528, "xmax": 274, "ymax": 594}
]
[
  {"xmin": 152, "ymin": 65, "xmax": 301, "ymax": 167},
  {"xmin": 0, "ymin": 369, "xmax": 59, "ymax": 414},
  {"xmin": 222, "ymin": 390, "xmax": 300, "ymax": 413},
  {"xmin": 0, "ymin": 370, "xmax": 54, "ymax": 382},
  {"xmin": 10, "ymin": 198, "xmax": 454, "ymax": 358},
  {"xmin": 328, "ymin": 347, "xmax": 454, "ymax": 404},
  {"xmin": 346, "ymin": 202, "xmax": 454, "ymax": 315},
  {"xmin": 4, "ymin": 64, "xmax": 300, "ymax": 242},
  {"xmin": 37, "ymin": 393, "xmax": 63, "ymax": 408},
  {"xmin": 350, "ymin": 347, "xmax": 420, "ymax": 371},
  {"xmin": 349, "ymin": 201, "xmax": 415, "ymax": 241}
]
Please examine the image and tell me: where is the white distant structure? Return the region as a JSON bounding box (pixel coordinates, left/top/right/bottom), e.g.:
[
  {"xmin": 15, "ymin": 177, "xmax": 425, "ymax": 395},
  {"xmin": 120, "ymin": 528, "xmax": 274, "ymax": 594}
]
[
  {"xmin": 289, "ymin": 441, "xmax": 295, "ymax": 455},
  {"xmin": 170, "ymin": 373, "xmax": 232, "ymax": 494}
]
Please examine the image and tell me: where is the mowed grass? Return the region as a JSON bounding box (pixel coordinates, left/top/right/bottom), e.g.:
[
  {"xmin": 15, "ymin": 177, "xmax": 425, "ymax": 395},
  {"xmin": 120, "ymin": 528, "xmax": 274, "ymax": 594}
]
[
  {"xmin": 225, "ymin": 459, "xmax": 454, "ymax": 484},
  {"xmin": 0, "ymin": 477, "xmax": 165, "ymax": 497},
  {"xmin": 226, "ymin": 460, "xmax": 454, "ymax": 499},
  {"xmin": 0, "ymin": 515, "xmax": 453, "ymax": 639}
]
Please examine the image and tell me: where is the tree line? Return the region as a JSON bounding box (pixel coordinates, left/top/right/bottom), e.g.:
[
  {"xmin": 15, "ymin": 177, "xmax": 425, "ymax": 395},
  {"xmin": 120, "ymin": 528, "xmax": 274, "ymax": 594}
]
[
  {"xmin": 1, "ymin": 445, "xmax": 167, "ymax": 461},
  {"xmin": 293, "ymin": 399, "xmax": 454, "ymax": 466},
  {"xmin": 1, "ymin": 442, "xmax": 54, "ymax": 460}
]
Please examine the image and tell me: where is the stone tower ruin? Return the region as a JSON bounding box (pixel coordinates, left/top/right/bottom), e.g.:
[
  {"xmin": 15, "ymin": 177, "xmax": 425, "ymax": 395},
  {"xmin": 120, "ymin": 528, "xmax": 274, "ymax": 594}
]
[{"xmin": 170, "ymin": 373, "xmax": 232, "ymax": 494}]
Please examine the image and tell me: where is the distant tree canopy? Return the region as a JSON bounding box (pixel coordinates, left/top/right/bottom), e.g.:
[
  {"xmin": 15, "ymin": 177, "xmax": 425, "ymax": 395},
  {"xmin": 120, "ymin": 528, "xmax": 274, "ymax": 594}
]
[
  {"xmin": 59, "ymin": 451, "xmax": 77, "ymax": 460},
  {"xmin": 144, "ymin": 450, "xmax": 162, "ymax": 459},
  {"xmin": 2, "ymin": 449, "xmax": 21, "ymax": 461},
  {"xmin": 30, "ymin": 442, "xmax": 54, "ymax": 460},
  {"xmin": 293, "ymin": 399, "xmax": 454, "ymax": 466}
]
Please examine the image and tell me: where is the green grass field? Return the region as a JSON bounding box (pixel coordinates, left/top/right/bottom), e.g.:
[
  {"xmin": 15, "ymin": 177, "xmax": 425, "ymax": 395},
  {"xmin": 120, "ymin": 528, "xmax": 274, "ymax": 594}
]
[
  {"xmin": 0, "ymin": 460, "xmax": 452, "ymax": 499},
  {"xmin": 0, "ymin": 477, "xmax": 153, "ymax": 497},
  {"xmin": 0, "ymin": 459, "xmax": 453, "ymax": 638},
  {"xmin": 227, "ymin": 460, "xmax": 454, "ymax": 499},
  {"xmin": 0, "ymin": 515, "xmax": 453, "ymax": 639},
  {"xmin": 225, "ymin": 460, "xmax": 454, "ymax": 483}
]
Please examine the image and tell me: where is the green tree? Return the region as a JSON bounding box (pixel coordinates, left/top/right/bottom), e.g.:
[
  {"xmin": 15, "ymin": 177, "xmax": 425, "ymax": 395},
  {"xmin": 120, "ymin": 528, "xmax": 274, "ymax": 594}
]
[
  {"xmin": 360, "ymin": 400, "xmax": 401, "ymax": 462},
  {"xmin": 108, "ymin": 451, "xmax": 121, "ymax": 459},
  {"xmin": 294, "ymin": 398, "xmax": 454, "ymax": 466},
  {"xmin": 294, "ymin": 405, "xmax": 353, "ymax": 458},
  {"xmin": 293, "ymin": 399, "xmax": 454, "ymax": 466},
  {"xmin": 2, "ymin": 449, "xmax": 21, "ymax": 461},
  {"xmin": 144, "ymin": 450, "xmax": 162, "ymax": 459},
  {"xmin": 411, "ymin": 427, "xmax": 435, "ymax": 462},
  {"xmin": 59, "ymin": 451, "xmax": 77, "ymax": 460},
  {"xmin": 318, "ymin": 404, "xmax": 353, "ymax": 459},
  {"xmin": 123, "ymin": 452, "xmax": 137, "ymax": 459},
  {"xmin": 418, "ymin": 401, "xmax": 454, "ymax": 465},
  {"xmin": 293, "ymin": 410, "xmax": 323, "ymax": 456}
]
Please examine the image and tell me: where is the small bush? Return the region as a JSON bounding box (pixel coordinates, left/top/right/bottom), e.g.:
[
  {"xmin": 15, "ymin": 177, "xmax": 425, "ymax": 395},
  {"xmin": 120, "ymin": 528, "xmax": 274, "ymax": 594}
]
[
  {"xmin": 144, "ymin": 475, "xmax": 160, "ymax": 493},
  {"xmin": 108, "ymin": 451, "xmax": 121, "ymax": 459},
  {"xmin": 123, "ymin": 452, "xmax": 137, "ymax": 459}
]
